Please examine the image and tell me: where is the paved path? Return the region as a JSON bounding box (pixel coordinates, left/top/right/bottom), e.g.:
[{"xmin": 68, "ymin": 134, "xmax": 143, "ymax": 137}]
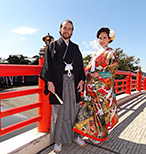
[{"xmin": 37, "ymin": 93, "xmax": 146, "ymax": 154}]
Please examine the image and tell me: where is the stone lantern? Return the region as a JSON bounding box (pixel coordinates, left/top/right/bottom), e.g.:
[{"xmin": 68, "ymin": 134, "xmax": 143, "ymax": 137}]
[{"xmin": 39, "ymin": 33, "xmax": 54, "ymax": 57}]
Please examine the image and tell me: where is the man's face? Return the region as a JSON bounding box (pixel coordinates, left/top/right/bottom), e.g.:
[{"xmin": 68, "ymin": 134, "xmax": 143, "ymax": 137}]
[{"xmin": 60, "ymin": 22, "xmax": 73, "ymax": 40}]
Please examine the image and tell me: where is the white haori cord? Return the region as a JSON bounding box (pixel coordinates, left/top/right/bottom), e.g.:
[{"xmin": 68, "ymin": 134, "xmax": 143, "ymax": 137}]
[{"xmin": 64, "ymin": 61, "xmax": 73, "ymax": 77}]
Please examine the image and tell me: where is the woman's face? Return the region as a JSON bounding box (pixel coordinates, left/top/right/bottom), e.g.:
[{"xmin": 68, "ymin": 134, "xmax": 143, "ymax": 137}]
[{"xmin": 98, "ymin": 32, "xmax": 111, "ymax": 48}]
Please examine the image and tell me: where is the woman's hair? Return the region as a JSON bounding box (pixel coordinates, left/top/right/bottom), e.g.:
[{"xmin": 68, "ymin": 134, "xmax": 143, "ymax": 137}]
[{"xmin": 96, "ymin": 27, "xmax": 113, "ymax": 43}]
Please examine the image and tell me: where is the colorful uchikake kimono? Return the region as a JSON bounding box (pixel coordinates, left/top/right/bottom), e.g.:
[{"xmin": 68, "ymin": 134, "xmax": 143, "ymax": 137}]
[{"xmin": 73, "ymin": 47, "xmax": 119, "ymax": 142}]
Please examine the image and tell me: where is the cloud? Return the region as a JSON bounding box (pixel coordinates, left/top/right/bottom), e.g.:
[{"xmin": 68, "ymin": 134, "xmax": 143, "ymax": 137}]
[
  {"xmin": 20, "ymin": 37, "xmax": 26, "ymax": 40},
  {"xmin": 81, "ymin": 50, "xmax": 95, "ymax": 57},
  {"xmin": 82, "ymin": 41, "xmax": 89, "ymax": 48},
  {"xmin": 12, "ymin": 26, "xmax": 37, "ymax": 34},
  {"xmin": 89, "ymin": 39, "xmax": 99, "ymax": 50},
  {"xmin": 81, "ymin": 39, "xmax": 100, "ymax": 57},
  {"xmin": 82, "ymin": 40, "xmax": 100, "ymax": 50},
  {"xmin": 6, "ymin": 39, "xmax": 13, "ymax": 43}
]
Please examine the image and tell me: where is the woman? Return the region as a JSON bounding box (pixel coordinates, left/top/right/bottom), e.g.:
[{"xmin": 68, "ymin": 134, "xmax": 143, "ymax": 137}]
[{"xmin": 73, "ymin": 27, "xmax": 119, "ymax": 144}]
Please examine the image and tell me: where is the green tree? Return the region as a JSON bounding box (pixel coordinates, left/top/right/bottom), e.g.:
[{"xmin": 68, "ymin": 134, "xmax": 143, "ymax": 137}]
[
  {"xmin": 115, "ymin": 48, "xmax": 140, "ymax": 73},
  {"xmin": 7, "ymin": 55, "xmax": 20, "ymax": 64},
  {"xmin": 7, "ymin": 55, "xmax": 30, "ymax": 64},
  {"xmin": 33, "ymin": 55, "xmax": 39, "ymax": 58},
  {"xmin": 83, "ymin": 54, "xmax": 92, "ymax": 67}
]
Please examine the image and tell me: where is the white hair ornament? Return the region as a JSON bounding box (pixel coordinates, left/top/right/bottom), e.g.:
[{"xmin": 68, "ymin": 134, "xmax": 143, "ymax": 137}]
[{"xmin": 109, "ymin": 29, "xmax": 115, "ymax": 41}]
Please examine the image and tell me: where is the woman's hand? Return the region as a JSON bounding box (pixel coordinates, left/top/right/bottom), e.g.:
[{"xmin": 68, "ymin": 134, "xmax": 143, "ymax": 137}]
[
  {"xmin": 90, "ymin": 72, "xmax": 99, "ymax": 78},
  {"xmin": 48, "ymin": 81, "xmax": 55, "ymax": 94},
  {"xmin": 77, "ymin": 80, "xmax": 84, "ymax": 92}
]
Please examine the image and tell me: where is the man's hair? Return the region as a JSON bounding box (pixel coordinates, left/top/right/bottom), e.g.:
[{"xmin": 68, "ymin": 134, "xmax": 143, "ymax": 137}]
[{"xmin": 60, "ymin": 19, "xmax": 74, "ymax": 31}]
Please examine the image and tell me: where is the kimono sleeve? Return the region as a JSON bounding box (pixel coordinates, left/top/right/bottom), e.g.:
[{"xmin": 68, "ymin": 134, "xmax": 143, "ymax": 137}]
[
  {"xmin": 40, "ymin": 43, "xmax": 54, "ymax": 82},
  {"xmin": 77, "ymin": 46, "xmax": 86, "ymax": 82},
  {"xmin": 106, "ymin": 49, "xmax": 119, "ymax": 75}
]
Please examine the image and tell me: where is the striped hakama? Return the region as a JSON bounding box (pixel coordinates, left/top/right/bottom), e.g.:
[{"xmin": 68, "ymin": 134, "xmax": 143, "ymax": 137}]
[{"xmin": 50, "ymin": 74, "xmax": 80, "ymax": 144}]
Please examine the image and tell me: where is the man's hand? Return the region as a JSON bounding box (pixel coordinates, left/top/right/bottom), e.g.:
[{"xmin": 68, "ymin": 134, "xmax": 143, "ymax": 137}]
[
  {"xmin": 48, "ymin": 81, "xmax": 55, "ymax": 94},
  {"xmin": 77, "ymin": 80, "xmax": 84, "ymax": 92}
]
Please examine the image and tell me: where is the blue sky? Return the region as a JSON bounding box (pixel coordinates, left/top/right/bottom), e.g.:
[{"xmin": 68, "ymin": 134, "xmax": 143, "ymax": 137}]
[{"xmin": 0, "ymin": 0, "xmax": 146, "ymax": 72}]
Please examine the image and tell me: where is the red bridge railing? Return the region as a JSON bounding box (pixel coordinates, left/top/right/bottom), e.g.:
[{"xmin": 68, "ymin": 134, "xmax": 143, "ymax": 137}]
[
  {"xmin": 0, "ymin": 58, "xmax": 51, "ymax": 136},
  {"xmin": 0, "ymin": 58, "xmax": 146, "ymax": 137},
  {"xmin": 115, "ymin": 70, "xmax": 146, "ymax": 94}
]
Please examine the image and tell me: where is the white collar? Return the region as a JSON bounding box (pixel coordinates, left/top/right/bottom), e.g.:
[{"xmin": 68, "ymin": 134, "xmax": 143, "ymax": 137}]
[
  {"xmin": 65, "ymin": 41, "xmax": 69, "ymax": 46},
  {"xmin": 62, "ymin": 37, "xmax": 69, "ymax": 46}
]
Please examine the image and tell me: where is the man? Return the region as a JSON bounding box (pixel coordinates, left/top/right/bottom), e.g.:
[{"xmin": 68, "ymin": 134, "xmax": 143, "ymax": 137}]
[{"xmin": 40, "ymin": 20, "xmax": 86, "ymax": 152}]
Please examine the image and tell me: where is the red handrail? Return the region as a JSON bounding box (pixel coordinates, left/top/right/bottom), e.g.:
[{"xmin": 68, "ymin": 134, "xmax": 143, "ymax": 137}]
[
  {"xmin": 114, "ymin": 70, "xmax": 145, "ymax": 94},
  {"xmin": 0, "ymin": 64, "xmax": 42, "ymax": 76},
  {"xmin": 0, "ymin": 59, "xmax": 146, "ymax": 137},
  {"xmin": 0, "ymin": 102, "xmax": 41, "ymax": 118},
  {"xmin": 0, "ymin": 88, "xmax": 42, "ymax": 99},
  {"xmin": 0, "ymin": 116, "xmax": 41, "ymax": 136}
]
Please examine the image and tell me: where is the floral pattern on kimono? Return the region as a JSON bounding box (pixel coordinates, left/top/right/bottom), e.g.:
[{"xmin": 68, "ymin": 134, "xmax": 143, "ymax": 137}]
[{"xmin": 73, "ymin": 47, "xmax": 119, "ymax": 141}]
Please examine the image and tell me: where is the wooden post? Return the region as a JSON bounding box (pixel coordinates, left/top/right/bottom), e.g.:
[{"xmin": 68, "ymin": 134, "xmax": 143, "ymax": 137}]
[
  {"xmin": 38, "ymin": 57, "xmax": 52, "ymax": 132},
  {"xmin": 136, "ymin": 67, "xmax": 142, "ymax": 92},
  {"xmin": 126, "ymin": 73, "xmax": 131, "ymax": 94},
  {"xmin": 115, "ymin": 82, "xmax": 118, "ymax": 94},
  {"xmin": 143, "ymin": 78, "xmax": 146, "ymax": 90}
]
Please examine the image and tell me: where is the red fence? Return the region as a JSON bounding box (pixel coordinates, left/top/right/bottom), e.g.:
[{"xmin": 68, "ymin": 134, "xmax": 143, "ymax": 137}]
[
  {"xmin": 0, "ymin": 58, "xmax": 146, "ymax": 137},
  {"xmin": 114, "ymin": 70, "xmax": 146, "ymax": 94}
]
